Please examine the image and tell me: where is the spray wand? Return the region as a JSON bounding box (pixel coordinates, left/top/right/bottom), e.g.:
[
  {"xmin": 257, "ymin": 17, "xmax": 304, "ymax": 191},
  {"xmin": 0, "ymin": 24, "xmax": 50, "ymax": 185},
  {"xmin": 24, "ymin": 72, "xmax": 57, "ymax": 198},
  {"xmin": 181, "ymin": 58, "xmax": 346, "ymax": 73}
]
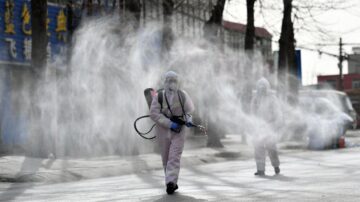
[
  {"xmin": 134, "ymin": 88, "xmax": 207, "ymax": 140},
  {"xmin": 134, "ymin": 116, "xmax": 207, "ymax": 140}
]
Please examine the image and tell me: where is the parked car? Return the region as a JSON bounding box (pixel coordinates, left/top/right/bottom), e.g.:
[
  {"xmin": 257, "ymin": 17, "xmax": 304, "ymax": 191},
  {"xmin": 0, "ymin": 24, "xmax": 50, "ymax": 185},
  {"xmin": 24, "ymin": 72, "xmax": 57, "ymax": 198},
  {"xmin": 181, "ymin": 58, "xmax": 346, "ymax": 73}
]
[
  {"xmin": 280, "ymin": 90, "xmax": 354, "ymax": 150},
  {"xmin": 299, "ymin": 90, "xmax": 354, "ymax": 149},
  {"xmin": 343, "ymin": 88, "xmax": 360, "ymax": 129}
]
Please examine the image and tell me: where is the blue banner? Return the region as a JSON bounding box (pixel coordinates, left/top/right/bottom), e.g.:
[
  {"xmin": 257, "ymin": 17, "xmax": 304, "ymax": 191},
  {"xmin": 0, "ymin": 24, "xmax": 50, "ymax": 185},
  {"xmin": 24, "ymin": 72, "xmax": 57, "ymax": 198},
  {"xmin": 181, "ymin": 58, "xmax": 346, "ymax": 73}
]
[
  {"xmin": 296, "ymin": 50, "xmax": 302, "ymax": 82},
  {"xmin": 0, "ymin": 0, "xmax": 67, "ymax": 66}
]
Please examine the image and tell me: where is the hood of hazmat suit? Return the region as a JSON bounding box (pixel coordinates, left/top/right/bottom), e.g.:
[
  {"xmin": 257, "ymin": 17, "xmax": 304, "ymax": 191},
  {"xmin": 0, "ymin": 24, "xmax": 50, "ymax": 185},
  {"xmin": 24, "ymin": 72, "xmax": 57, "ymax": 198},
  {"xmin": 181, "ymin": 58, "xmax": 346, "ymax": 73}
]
[
  {"xmin": 256, "ymin": 77, "xmax": 271, "ymax": 97},
  {"xmin": 163, "ymin": 71, "xmax": 179, "ymax": 93}
]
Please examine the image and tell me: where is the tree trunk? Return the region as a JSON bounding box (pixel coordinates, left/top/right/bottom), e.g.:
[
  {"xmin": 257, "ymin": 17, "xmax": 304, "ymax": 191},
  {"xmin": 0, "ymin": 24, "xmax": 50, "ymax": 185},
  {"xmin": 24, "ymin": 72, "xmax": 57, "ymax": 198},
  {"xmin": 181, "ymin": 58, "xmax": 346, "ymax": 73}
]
[
  {"xmin": 112, "ymin": 0, "xmax": 117, "ymax": 9},
  {"xmin": 279, "ymin": 0, "xmax": 295, "ymax": 73},
  {"xmin": 66, "ymin": 2, "xmax": 74, "ymax": 36},
  {"xmin": 203, "ymin": 0, "xmax": 226, "ymax": 148},
  {"xmin": 242, "ymin": 0, "xmax": 255, "ymax": 141},
  {"xmin": 120, "ymin": 0, "xmax": 141, "ymax": 28},
  {"xmin": 204, "ymin": 0, "xmax": 226, "ymax": 42},
  {"xmin": 163, "ymin": 0, "xmax": 174, "ymax": 24},
  {"xmin": 31, "ymin": 0, "xmax": 48, "ymax": 70},
  {"xmin": 162, "ymin": 0, "xmax": 174, "ymax": 52},
  {"xmin": 87, "ymin": 0, "xmax": 93, "ymax": 16},
  {"xmin": 30, "ymin": 0, "xmax": 53, "ymax": 158},
  {"xmin": 245, "ymin": 0, "xmax": 256, "ymax": 51},
  {"xmin": 243, "ymin": 0, "xmax": 256, "ymax": 133},
  {"xmin": 278, "ymin": 0, "xmax": 297, "ymax": 104}
]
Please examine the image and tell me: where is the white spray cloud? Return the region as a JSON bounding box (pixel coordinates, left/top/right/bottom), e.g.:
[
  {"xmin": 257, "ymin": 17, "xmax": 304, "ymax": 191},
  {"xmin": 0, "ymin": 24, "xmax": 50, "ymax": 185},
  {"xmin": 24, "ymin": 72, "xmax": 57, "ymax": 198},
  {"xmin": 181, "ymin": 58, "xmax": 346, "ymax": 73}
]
[{"xmin": 4, "ymin": 16, "xmax": 353, "ymax": 157}]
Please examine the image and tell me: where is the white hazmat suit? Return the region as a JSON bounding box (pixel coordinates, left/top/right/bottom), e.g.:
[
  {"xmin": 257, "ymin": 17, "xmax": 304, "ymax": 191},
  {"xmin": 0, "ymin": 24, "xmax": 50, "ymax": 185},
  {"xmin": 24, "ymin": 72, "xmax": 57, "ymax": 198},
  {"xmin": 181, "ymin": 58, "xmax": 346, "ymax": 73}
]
[
  {"xmin": 150, "ymin": 71, "xmax": 194, "ymax": 193},
  {"xmin": 250, "ymin": 78, "xmax": 281, "ymax": 175}
]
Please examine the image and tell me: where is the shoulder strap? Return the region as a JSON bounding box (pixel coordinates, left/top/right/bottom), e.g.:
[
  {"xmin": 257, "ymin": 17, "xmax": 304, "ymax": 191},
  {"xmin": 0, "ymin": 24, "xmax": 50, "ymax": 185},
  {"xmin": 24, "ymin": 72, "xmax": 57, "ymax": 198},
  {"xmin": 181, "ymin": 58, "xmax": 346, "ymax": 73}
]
[
  {"xmin": 158, "ymin": 90, "xmax": 163, "ymax": 111},
  {"xmin": 178, "ymin": 90, "xmax": 186, "ymax": 116},
  {"xmin": 164, "ymin": 91, "xmax": 174, "ymax": 116}
]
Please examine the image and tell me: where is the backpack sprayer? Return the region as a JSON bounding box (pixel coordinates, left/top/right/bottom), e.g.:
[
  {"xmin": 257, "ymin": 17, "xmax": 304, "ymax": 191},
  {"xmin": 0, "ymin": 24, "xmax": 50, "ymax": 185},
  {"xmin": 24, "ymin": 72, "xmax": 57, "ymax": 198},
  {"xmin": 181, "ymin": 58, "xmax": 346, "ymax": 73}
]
[{"xmin": 134, "ymin": 88, "xmax": 206, "ymax": 140}]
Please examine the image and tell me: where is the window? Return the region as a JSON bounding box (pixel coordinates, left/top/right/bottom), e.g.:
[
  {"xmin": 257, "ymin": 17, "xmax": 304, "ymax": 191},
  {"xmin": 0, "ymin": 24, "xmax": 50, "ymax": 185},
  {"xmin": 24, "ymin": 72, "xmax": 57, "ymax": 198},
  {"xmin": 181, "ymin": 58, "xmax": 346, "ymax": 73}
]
[
  {"xmin": 325, "ymin": 80, "xmax": 337, "ymax": 89},
  {"xmin": 352, "ymin": 79, "xmax": 360, "ymax": 89}
]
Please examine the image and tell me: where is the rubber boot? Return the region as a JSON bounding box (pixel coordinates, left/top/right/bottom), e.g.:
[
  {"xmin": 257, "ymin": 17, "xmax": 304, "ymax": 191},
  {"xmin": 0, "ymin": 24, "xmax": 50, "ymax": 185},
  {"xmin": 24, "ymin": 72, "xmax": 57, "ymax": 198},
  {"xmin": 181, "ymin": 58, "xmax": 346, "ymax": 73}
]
[
  {"xmin": 254, "ymin": 170, "xmax": 265, "ymax": 176},
  {"xmin": 274, "ymin": 167, "xmax": 280, "ymax": 175},
  {"xmin": 166, "ymin": 182, "xmax": 178, "ymax": 195}
]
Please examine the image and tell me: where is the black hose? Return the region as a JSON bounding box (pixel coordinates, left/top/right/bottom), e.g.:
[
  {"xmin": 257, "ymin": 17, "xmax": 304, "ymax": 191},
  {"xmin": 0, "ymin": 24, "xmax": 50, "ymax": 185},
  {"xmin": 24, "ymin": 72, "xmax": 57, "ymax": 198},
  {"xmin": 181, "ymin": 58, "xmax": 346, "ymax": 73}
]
[
  {"xmin": 134, "ymin": 115, "xmax": 206, "ymax": 140},
  {"xmin": 134, "ymin": 115, "xmax": 156, "ymax": 140}
]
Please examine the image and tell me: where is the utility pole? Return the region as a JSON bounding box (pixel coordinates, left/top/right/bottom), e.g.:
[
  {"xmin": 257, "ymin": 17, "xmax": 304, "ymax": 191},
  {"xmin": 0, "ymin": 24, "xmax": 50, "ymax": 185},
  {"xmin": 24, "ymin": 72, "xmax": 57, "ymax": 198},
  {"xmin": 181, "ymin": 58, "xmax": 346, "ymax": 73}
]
[
  {"xmin": 338, "ymin": 37, "xmax": 344, "ymax": 91},
  {"xmin": 299, "ymin": 40, "xmax": 360, "ymax": 91}
]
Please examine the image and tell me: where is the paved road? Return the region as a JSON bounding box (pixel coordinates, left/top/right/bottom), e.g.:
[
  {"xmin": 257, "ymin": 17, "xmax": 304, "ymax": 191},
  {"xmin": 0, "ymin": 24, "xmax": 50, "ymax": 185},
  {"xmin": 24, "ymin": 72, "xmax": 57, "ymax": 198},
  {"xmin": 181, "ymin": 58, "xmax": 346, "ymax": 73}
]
[{"xmin": 1, "ymin": 147, "xmax": 359, "ymax": 202}]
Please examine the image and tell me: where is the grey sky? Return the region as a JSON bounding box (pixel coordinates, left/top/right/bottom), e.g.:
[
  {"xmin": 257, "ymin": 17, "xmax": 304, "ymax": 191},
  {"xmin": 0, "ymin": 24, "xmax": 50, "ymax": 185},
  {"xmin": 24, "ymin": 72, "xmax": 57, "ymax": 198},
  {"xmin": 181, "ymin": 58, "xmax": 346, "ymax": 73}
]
[{"xmin": 223, "ymin": 0, "xmax": 360, "ymax": 85}]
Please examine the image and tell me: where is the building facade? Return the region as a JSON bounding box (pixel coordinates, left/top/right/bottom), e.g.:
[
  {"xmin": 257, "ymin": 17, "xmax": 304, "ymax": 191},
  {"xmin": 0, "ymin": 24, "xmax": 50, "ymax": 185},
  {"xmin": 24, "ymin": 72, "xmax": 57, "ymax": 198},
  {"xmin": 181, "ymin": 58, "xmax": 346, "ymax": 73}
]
[
  {"xmin": 0, "ymin": 0, "xmax": 68, "ymax": 66},
  {"xmin": 318, "ymin": 47, "xmax": 360, "ymax": 90},
  {"xmin": 48, "ymin": 0, "xmax": 273, "ymax": 57},
  {"xmin": 318, "ymin": 74, "xmax": 360, "ymax": 90},
  {"xmin": 222, "ymin": 20, "xmax": 272, "ymax": 61},
  {"xmin": 348, "ymin": 47, "xmax": 360, "ymax": 74}
]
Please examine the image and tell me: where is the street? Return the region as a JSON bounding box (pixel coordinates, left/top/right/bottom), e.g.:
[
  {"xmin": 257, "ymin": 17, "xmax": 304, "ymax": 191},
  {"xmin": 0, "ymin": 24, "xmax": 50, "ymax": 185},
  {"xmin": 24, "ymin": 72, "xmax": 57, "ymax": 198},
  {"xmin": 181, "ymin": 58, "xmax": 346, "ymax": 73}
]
[
  {"xmin": 1, "ymin": 0, "xmax": 360, "ymax": 201},
  {"xmin": 1, "ymin": 145, "xmax": 360, "ymax": 201}
]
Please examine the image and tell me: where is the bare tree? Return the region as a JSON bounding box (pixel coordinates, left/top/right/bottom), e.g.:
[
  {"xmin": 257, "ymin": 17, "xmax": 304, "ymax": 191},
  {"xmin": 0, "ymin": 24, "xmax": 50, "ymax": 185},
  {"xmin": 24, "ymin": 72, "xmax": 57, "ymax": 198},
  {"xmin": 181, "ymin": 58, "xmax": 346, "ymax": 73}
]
[
  {"xmin": 292, "ymin": 0, "xmax": 348, "ymax": 42},
  {"xmin": 203, "ymin": 0, "xmax": 226, "ymax": 148},
  {"xmin": 278, "ymin": 0, "xmax": 297, "ymax": 103},
  {"xmin": 204, "ymin": 0, "xmax": 226, "ymax": 43},
  {"xmin": 162, "ymin": 0, "xmax": 174, "ymax": 52},
  {"xmin": 256, "ymin": 0, "xmax": 347, "ymax": 103},
  {"xmin": 245, "ymin": 0, "xmax": 256, "ymax": 51},
  {"xmin": 119, "ymin": 0, "xmax": 142, "ymax": 28},
  {"xmin": 31, "ymin": 0, "xmax": 48, "ymax": 70},
  {"xmin": 279, "ymin": 0, "xmax": 347, "ymax": 103},
  {"xmin": 238, "ymin": 0, "xmax": 258, "ymax": 144},
  {"xmin": 86, "ymin": 0, "xmax": 93, "ymax": 16},
  {"xmin": 258, "ymin": 0, "xmax": 347, "ymax": 43},
  {"xmin": 163, "ymin": 0, "xmax": 174, "ymax": 24},
  {"xmin": 30, "ymin": 0, "xmax": 53, "ymax": 157},
  {"xmin": 256, "ymin": 0, "xmax": 296, "ymax": 83}
]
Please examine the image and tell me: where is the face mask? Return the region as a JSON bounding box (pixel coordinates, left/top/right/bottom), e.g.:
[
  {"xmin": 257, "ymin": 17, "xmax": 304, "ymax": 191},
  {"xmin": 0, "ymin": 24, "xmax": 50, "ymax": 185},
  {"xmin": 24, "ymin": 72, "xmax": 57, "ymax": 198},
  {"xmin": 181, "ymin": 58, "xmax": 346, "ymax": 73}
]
[
  {"xmin": 256, "ymin": 82, "xmax": 269, "ymax": 96},
  {"xmin": 257, "ymin": 86, "xmax": 266, "ymax": 95},
  {"xmin": 169, "ymin": 82, "xmax": 178, "ymax": 91}
]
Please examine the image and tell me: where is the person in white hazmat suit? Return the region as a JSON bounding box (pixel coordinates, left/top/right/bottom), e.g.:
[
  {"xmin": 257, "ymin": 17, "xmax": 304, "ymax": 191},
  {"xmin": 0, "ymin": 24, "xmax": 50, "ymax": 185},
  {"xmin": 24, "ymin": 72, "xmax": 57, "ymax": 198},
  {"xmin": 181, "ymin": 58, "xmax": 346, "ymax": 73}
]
[
  {"xmin": 150, "ymin": 71, "xmax": 195, "ymax": 194},
  {"xmin": 250, "ymin": 78, "xmax": 281, "ymax": 176}
]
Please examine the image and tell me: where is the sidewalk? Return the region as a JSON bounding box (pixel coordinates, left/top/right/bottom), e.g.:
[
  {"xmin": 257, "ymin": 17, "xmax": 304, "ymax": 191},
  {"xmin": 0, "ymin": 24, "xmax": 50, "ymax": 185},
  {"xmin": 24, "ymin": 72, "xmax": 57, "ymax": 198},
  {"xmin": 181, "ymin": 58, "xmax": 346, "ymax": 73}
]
[
  {"xmin": 1, "ymin": 131, "xmax": 359, "ymax": 185},
  {"xmin": 0, "ymin": 135, "xmax": 254, "ymax": 184}
]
